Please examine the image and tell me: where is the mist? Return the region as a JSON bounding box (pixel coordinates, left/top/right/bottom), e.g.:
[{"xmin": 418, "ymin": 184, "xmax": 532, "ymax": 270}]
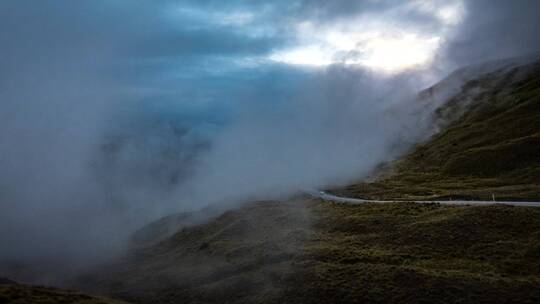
[
  {"xmin": 1, "ymin": 0, "xmax": 539, "ymax": 284},
  {"xmin": 174, "ymin": 67, "xmax": 425, "ymax": 207}
]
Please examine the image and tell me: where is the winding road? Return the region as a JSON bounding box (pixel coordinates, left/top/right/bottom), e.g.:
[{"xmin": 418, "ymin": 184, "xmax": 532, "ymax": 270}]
[{"xmin": 309, "ymin": 191, "xmax": 540, "ymax": 208}]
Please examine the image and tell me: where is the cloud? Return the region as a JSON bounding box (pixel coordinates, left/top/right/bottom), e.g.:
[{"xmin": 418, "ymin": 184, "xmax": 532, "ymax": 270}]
[
  {"xmin": 440, "ymin": 0, "xmax": 540, "ymax": 67},
  {"xmin": 265, "ymin": 1, "xmax": 464, "ymax": 71},
  {"xmin": 0, "ymin": 0, "xmax": 154, "ymax": 273},
  {"xmin": 172, "ymin": 66, "xmax": 427, "ymax": 208}
]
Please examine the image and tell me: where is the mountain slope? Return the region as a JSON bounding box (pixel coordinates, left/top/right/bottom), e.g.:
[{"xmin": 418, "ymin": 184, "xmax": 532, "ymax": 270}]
[
  {"xmin": 78, "ymin": 199, "xmax": 540, "ymax": 304},
  {"xmin": 292, "ymin": 200, "xmax": 540, "ymax": 304},
  {"xmin": 0, "ymin": 279, "xmax": 128, "ymax": 304},
  {"xmin": 337, "ymin": 58, "xmax": 540, "ymax": 201},
  {"xmin": 77, "ymin": 200, "xmax": 313, "ymax": 304}
]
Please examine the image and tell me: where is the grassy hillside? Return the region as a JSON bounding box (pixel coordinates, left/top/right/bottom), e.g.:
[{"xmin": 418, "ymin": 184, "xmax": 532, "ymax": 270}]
[
  {"xmin": 337, "ymin": 60, "xmax": 540, "ymax": 201},
  {"xmin": 289, "ymin": 200, "xmax": 540, "ymax": 304},
  {"xmin": 0, "ymin": 279, "xmax": 127, "ymax": 304},
  {"xmin": 78, "ymin": 199, "xmax": 540, "ymax": 304},
  {"xmin": 78, "ymin": 200, "xmax": 312, "ymax": 304}
]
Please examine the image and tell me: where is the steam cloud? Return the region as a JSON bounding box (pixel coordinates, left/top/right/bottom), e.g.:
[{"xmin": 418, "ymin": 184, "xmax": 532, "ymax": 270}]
[{"xmin": 1, "ymin": 0, "xmax": 539, "ymax": 284}]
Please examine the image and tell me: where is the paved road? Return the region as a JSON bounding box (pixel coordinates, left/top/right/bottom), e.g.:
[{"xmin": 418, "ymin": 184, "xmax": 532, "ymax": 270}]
[{"xmin": 309, "ymin": 191, "xmax": 540, "ymax": 208}]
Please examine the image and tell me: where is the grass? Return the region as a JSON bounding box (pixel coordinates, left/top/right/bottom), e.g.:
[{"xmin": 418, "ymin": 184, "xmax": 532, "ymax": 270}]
[
  {"xmin": 284, "ymin": 200, "xmax": 540, "ymax": 304},
  {"xmin": 76, "ymin": 198, "xmax": 540, "ymax": 304},
  {"xmin": 336, "ymin": 60, "xmax": 540, "ymax": 201},
  {"xmin": 77, "ymin": 200, "xmax": 312, "ymax": 304},
  {"xmin": 0, "ymin": 280, "xmax": 127, "ymax": 304}
]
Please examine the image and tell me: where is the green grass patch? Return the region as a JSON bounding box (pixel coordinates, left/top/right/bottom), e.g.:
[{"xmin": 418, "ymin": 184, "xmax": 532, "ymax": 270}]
[{"xmin": 285, "ymin": 200, "xmax": 540, "ymax": 304}]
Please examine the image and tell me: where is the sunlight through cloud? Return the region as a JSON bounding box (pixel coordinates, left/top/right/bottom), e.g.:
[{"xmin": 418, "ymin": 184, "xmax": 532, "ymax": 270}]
[{"xmin": 268, "ymin": 0, "xmax": 464, "ymax": 72}]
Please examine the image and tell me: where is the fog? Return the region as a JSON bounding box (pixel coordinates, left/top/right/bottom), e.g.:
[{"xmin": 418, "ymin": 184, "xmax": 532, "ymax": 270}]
[
  {"xmin": 440, "ymin": 0, "xmax": 540, "ymax": 68},
  {"xmin": 1, "ymin": 0, "xmax": 539, "ymax": 284},
  {"xmin": 175, "ymin": 67, "xmax": 425, "ymax": 207}
]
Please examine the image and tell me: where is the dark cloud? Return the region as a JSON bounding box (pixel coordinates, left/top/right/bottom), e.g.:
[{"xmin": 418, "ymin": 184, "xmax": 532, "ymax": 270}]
[{"xmin": 134, "ymin": 29, "xmax": 281, "ymax": 58}]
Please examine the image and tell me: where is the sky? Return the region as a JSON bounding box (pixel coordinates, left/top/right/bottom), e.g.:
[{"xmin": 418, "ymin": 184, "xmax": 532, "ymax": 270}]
[{"xmin": 1, "ymin": 0, "xmax": 540, "ymax": 283}]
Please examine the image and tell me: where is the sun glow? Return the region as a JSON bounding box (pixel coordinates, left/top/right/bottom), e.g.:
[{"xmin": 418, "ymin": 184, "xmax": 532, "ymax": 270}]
[
  {"xmin": 269, "ymin": 46, "xmax": 333, "ymax": 66},
  {"xmin": 268, "ymin": 0, "xmax": 464, "ymax": 72},
  {"xmin": 269, "ymin": 32, "xmax": 441, "ymax": 72},
  {"xmin": 356, "ymin": 35, "xmax": 441, "ymax": 71}
]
